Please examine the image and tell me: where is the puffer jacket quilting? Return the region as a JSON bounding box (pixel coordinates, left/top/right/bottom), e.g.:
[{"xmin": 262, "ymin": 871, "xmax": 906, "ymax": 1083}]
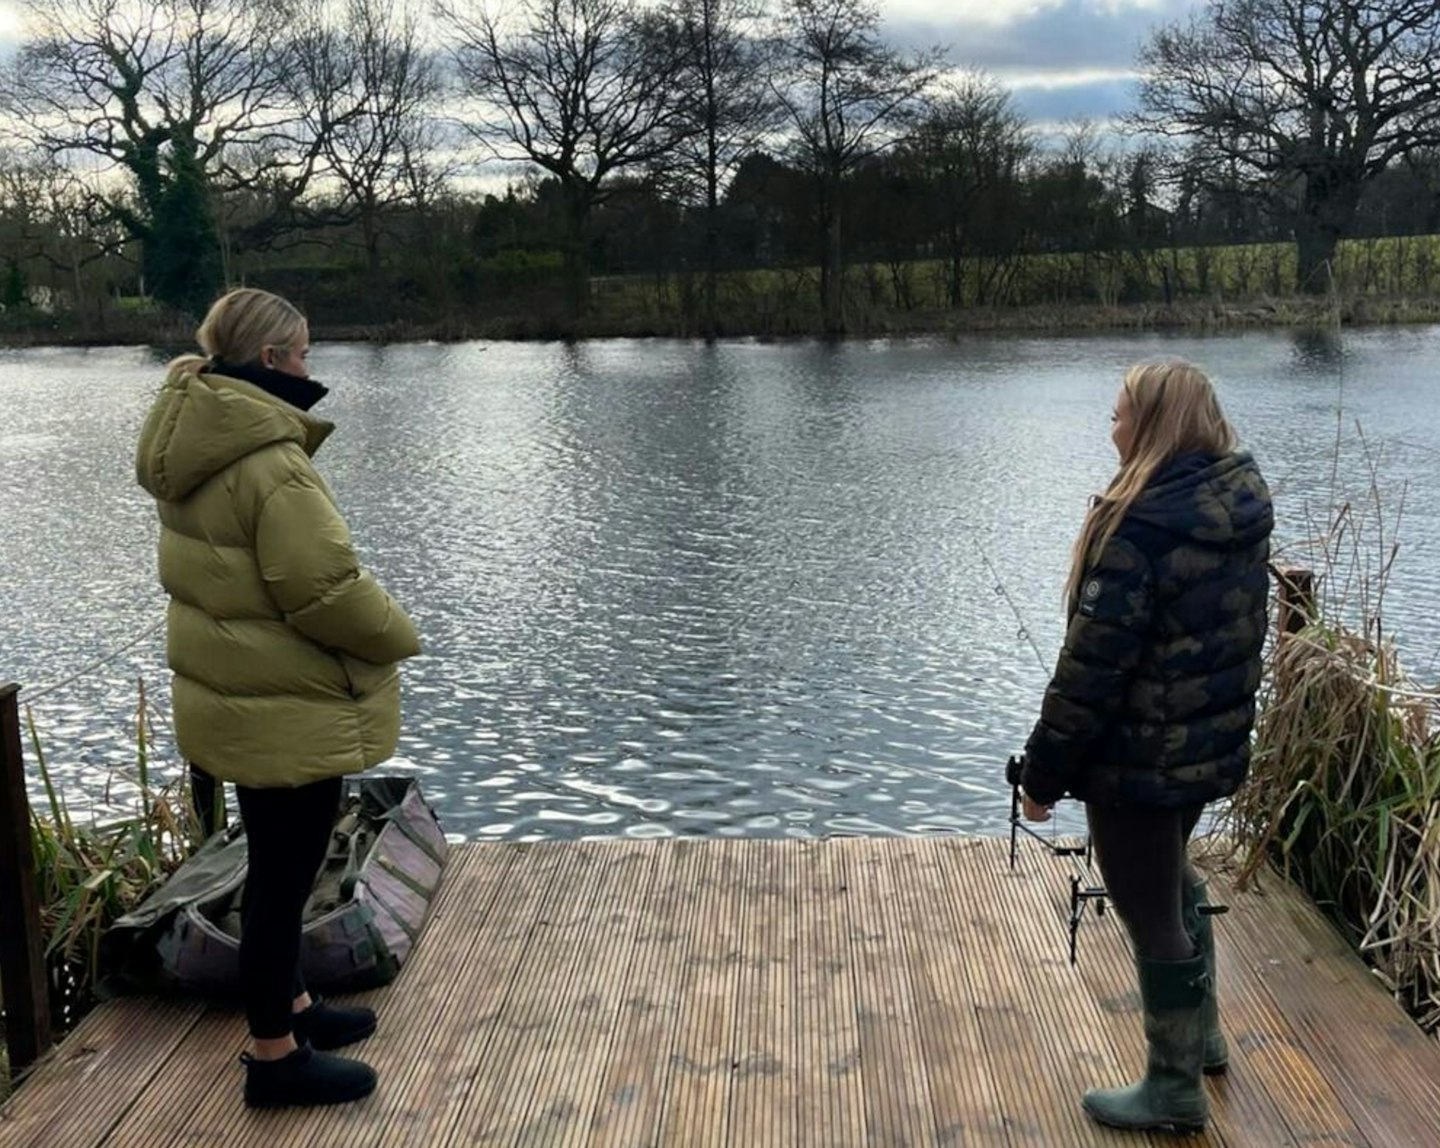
[
  {"xmin": 135, "ymin": 366, "xmax": 420, "ymax": 788},
  {"xmin": 1022, "ymin": 451, "xmax": 1273, "ymax": 808}
]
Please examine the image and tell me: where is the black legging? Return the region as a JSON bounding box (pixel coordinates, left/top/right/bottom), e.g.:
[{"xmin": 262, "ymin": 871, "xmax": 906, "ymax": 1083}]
[
  {"xmin": 1087, "ymin": 802, "xmax": 1204, "ymax": 961},
  {"xmin": 236, "ymin": 777, "xmax": 342, "ymax": 1039},
  {"xmin": 190, "ymin": 763, "xmax": 225, "ymax": 837}
]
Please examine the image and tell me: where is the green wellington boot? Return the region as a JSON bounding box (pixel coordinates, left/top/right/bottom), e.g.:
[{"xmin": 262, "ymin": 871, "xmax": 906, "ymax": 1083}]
[
  {"xmin": 1182, "ymin": 868, "xmax": 1229, "ymax": 1074},
  {"xmin": 1082, "ymin": 953, "xmax": 1209, "ymax": 1134}
]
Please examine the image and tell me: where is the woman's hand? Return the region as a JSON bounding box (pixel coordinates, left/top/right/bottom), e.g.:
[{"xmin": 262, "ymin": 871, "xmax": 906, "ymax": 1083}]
[{"xmin": 1021, "ymin": 792, "xmax": 1053, "ymax": 823}]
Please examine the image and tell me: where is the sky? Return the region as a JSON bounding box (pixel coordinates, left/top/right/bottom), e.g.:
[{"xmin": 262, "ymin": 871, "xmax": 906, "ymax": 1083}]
[
  {"xmin": 881, "ymin": 0, "xmax": 1203, "ymax": 131},
  {"xmin": 0, "ymin": 0, "xmax": 1204, "ymax": 135}
]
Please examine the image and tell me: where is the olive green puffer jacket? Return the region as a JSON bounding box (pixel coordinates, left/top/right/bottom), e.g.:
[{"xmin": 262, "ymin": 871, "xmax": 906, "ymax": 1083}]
[{"xmin": 135, "ymin": 366, "xmax": 420, "ymax": 788}]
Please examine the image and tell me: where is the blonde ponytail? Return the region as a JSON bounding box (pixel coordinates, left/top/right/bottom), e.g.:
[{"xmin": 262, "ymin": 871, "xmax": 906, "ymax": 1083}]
[{"xmin": 167, "ymin": 287, "xmax": 307, "ymax": 378}]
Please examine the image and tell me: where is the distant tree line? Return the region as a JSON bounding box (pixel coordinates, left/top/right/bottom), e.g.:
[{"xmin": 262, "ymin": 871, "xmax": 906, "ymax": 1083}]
[{"xmin": 0, "ymin": 0, "xmax": 1437, "ymax": 335}]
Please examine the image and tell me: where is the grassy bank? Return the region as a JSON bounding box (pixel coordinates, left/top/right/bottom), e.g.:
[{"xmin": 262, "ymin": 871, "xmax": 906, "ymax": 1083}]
[
  {"xmin": 566, "ymin": 290, "xmax": 1440, "ymax": 341},
  {"xmin": 7, "ymin": 292, "xmax": 1440, "ymax": 348},
  {"xmin": 8, "ymin": 233, "xmax": 1440, "ymax": 346}
]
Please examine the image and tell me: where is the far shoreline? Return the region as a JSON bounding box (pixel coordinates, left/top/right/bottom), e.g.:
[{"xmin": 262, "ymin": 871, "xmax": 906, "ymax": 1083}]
[{"xmin": 3, "ymin": 294, "xmax": 1439, "ymax": 349}]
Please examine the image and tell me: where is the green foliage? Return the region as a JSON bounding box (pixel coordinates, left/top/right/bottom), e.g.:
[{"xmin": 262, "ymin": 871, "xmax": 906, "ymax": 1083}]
[
  {"xmin": 25, "ymin": 686, "xmax": 200, "ymax": 974},
  {"xmin": 143, "ymin": 164, "xmax": 223, "ymax": 318},
  {"xmin": 112, "ymin": 296, "xmax": 163, "ymax": 313},
  {"xmin": 479, "ymin": 248, "xmax": 564, "ymax": 275},
  {"xmin": 8, "ymin": 204, "xmax": 1440, "ymax": 340},
  {"xmin": 2, "ymin": 262, "xmax": 27, "ymax": 310}
]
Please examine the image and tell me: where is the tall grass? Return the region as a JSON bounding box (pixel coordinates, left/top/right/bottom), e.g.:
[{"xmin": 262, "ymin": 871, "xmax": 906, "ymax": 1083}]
[
  {"xmin": 1, "ymin": 681, "xmax": 202, "ymax": 1095},
  {"xmin": 1213, "ymin": 456, "xmax": 1440, "ymax": 1036}
]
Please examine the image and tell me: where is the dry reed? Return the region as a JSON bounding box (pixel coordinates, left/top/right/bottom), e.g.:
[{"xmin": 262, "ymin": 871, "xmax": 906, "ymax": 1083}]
[{"xmin": 1214, "ymin": 466, "xmax": 1440, "ymax": 1037}]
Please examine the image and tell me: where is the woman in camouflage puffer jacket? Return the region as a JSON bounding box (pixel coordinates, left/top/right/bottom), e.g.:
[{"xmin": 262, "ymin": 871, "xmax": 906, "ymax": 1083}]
[{"xmin": 1019, "ymin": 360, "xmax": 1273, "ymax": 1136}]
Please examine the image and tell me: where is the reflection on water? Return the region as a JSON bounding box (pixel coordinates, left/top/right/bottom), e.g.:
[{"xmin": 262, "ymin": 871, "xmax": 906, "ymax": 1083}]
[
  {"xmin": 3, "ymin": 329, "xmax": 1439, "ymax": 840},
  {"xmin": 1289, "ymin": 325, "xmax": 1348, "ymax": 369}
]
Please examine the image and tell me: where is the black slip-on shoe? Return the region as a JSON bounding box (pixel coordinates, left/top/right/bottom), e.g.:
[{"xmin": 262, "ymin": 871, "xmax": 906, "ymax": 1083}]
[
  {"xmin": 292, "ymin": 999, "xmax": 378, "ymax": 1051},
  {"xmin": 241, "ymin": 1042, "xmax": 377, "ymax": 1110}
]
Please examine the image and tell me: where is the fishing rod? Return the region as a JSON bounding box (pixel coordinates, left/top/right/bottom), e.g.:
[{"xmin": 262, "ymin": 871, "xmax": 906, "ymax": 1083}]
[
  {"xmin": 975, "ymin": 544, "xmax": 1108, "ymax": 966},
  {"xmin": 1005, "ymin": 752, "xmax": 1106, "ymax": 965}
]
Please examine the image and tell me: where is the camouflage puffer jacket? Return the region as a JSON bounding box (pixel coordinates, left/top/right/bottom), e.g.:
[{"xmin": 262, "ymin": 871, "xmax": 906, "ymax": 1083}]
[{"xmin": 1021, "ymin": 451, "xmax": 1273, "ymax": 808}]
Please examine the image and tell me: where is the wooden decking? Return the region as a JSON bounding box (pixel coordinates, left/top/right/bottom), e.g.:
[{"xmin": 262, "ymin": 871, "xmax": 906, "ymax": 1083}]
[{"xmin": 3, "ymin": 835, "xmax": 1440, "ymax": 1147}]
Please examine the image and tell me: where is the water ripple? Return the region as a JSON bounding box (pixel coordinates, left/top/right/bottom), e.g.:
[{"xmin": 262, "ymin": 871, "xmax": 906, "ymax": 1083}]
[{"xmin": 3, "ymin": 331, "xmax": 1438, "ymax": 840}]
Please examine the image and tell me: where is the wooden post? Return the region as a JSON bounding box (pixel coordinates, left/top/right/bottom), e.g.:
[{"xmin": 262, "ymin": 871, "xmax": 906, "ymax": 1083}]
[
  {"xmin": 0, "ymin": 683, "xmax": 52, "ymax": 1078},
  {"xmin": 1273, "ymin": 565, "xmax": 1316, "ymax": 635}
]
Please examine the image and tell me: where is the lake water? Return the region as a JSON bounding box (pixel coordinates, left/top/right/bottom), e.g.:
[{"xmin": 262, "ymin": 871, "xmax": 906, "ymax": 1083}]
[{"xmin": 3, "ymin": 328, "xmax": 1438, "ymax": 841}]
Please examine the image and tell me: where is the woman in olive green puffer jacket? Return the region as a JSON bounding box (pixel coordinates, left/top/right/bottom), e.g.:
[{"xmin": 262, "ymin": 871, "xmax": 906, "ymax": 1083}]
[
  {"xmin": 135, "ymin": 320, "xmax": 419, "ymax": 788},
  {"xmin": 135, "ymin": 287, "xmax": 419, "ymax": 1110}
]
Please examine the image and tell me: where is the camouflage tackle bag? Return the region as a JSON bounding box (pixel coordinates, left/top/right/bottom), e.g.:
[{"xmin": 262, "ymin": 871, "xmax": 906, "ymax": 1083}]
[{"xmin": 99, "ymin": 777, "xmax": 448, "ymax": 997}]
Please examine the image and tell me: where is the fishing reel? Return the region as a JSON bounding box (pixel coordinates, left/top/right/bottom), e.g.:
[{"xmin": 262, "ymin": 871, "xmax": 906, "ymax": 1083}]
[{"xmin": 1006, "ymin": 753, "xmax": 1108, "ymax": 966}]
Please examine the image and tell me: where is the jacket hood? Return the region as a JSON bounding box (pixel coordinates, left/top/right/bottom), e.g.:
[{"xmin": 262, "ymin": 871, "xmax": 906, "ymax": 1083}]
[
  {"xmin": 136, "ymin": 367, "xmax": 334, "ymax": 502},
  {"xmin": 1128, "ymin": 450, "xmax": 1273, "ymax": 549}
]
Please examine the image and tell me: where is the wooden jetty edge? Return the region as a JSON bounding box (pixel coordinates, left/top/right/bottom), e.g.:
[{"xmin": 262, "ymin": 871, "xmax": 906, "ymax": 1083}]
[{"xmin": 3, "ymin": 834, "xmax": 1440, "ymax": 1148}]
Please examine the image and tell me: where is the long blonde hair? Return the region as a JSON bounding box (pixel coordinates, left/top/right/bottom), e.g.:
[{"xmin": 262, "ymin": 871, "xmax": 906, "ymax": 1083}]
[
  {"xmin": 1063, "ymin": 360, "xmax": 1238, "ymax": 606},
  {"xmin": 168, "ymin": 287, "xmax": 307, "ymax": 377}
]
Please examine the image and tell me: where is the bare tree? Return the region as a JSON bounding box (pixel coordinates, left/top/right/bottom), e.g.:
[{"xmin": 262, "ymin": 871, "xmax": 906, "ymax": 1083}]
[
  {"xmin": 664, "ymin": 0, "xmax": 778, "ymax": 337},
  {"xmin": 0, "ymin": 0, "xmax": 308, "ymax": 313},
  {"xmin": 441, "ymin": 0, "xmax": 696, "ymax": 316},
  {"xmin": 901, "ymin": 75, "xmax": 1029, "ymax": 308},
  {"xmin": 291, "ymin": 0, "xmax": 447, "ymax": 276},
  {"xmin": 1132, "ymin": 0, "xmax": 1440, "ymax": 293},
  {"xmin": 773, "ymin": 0, "xmax": 939, "ymax": 334}
]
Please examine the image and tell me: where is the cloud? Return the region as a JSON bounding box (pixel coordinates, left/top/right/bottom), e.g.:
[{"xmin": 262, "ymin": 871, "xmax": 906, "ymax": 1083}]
[
  {"xmin": 877, "ymin": 0, "xmax": 1203, "ymax": 131},
  {"xmin": 0, "ymin": 0, "xmax": 1191, "ymax": 148},
  {"xmin": 883, "ymin": 0, "xmax": 1200, "ymax": 96},
  {"xmin": 1008, "ymin": 75, "xmax": 1140, "ymax": 127},
  {"xmin": 0, "ymin": 8, "xmax": 17, "ymax": 62}
]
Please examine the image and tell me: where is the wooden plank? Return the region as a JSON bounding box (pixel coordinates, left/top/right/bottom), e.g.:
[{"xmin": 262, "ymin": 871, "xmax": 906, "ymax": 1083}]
[
  {"xmin": 117, "ymin": 843, "xmax": 517, "ymax": 1148},
  {"xmin": 951, "ymin": 835, "xmax": 1106, "ymax": 1147},
  {"xmin": 844, "ymin": 837, "xmax": 935, "ymax": 1148},
  {"xmin": 657, "ymin": 838, "xmax": 747, "ymax": 1148},
  {"xmin": 131, "ymin": 845, "xmax": 463, "ymax": 1148},
  {"xmin": 958, "ymin": 835, "xmax": 1173, "ymax": 1148},
  {"xmin": 1221, "ymin": 870, "xmax": 1440, "ymax": 1147},
  {"xmin": 730, "ymin": 834, "xmax": 793, "ymax": 1148},
  {"xmin": 726, "ymin": 838, "xmax": 798, "ymax": 1148},
  {"xmin": 1196, "ymin": 865, "xmax": 1372, "ymax": 1148},
  {"xmin": 502, "ymin": 840, "xmax": 669, "ymax": 1148},
  {"xmin": 0, "ymin": 996, "xmax": 205, "ymax": 1148},
  {"xmin": 352, "ymin": 839, "xmax": 580, "ymax": 1148},
  {"xmin": 792, "ymin": 839, "xmax": 865, "ymax": 1148},
  {"xmin": 1039, "ymin": 852, "xmax": 1354, "ymax": 1148},
  {"xmin": 157, "ymin": 841, "xmax": 563, "ymax": 1148},
  {"xmin": 933, "ymin": 834, "xmax": 1055, "ymax": 1148},
  {"xmin": 1206, "ymin": 922, "xmax": 1369, "ymax": 1148},
  {"xmin": 174, "ymin": 843, "xmax": 506, "ymax": 1148},
  {"xmin": 98, "ymin": 1006, "xmax": 245, "ymax": 1148},
  {"xmin": 585, "ymin": 837, "xmax": 705, "ymax": 1148},
  {"xmin": 437, "ymin": 839, "xmax": 652, "ymax": 1144},
  {"xmin": 894, "ymin": 838, "xmax": 1011, "ymax": 1146},
  {"xmin": 11, "ymin": 837, "xmax": 1440, "ymax": 1148}
]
